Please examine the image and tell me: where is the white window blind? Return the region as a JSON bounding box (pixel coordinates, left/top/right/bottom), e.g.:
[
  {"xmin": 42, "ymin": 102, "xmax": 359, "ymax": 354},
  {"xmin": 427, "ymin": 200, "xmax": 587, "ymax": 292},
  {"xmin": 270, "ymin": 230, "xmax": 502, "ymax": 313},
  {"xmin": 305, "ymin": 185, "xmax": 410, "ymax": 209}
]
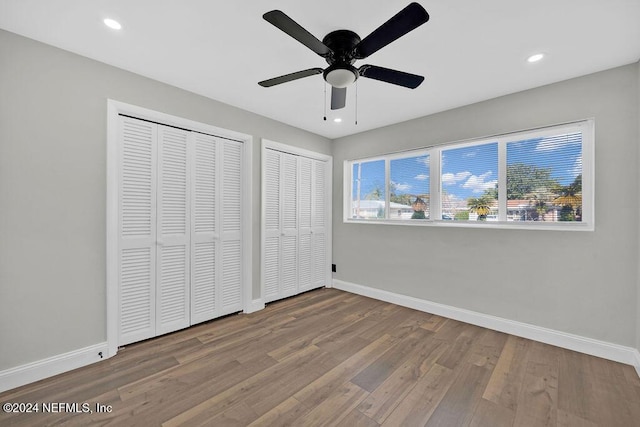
[
  {"xmin": 506, "ymin": 132, "xmax": 582, "ymax": 222},
  {"xmin": 441, "ymin": 142, "xmax": 498, "ymax": 221},
  {"xmin": 344, "ymin": 119, "xmax": 593, "ymax": 230},
  {"xmin": 390, "ymin": 154, "xmax": 430, "ymax": 220},
  {"xmin": 351, "ymin": 159, "xmax": 385, "ymax": 219}
]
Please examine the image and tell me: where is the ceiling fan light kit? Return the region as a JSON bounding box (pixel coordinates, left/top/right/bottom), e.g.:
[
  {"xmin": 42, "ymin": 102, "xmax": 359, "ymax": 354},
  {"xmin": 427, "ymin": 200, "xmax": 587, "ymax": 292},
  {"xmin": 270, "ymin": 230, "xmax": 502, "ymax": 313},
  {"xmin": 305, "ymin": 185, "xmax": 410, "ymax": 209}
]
[
  {"xmin": 324, "ymin": 66, "xmax": 357, "ymax": 88},
  {"xmin": 259, "ymin": 2, "xmax": 430, "ymax": 111}
]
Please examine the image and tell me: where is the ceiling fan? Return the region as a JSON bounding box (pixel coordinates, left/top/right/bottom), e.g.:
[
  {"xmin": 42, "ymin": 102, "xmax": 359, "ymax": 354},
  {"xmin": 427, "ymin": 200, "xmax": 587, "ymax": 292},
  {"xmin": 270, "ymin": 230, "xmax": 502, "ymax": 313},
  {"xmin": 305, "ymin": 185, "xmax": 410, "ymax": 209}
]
[{"xmin": 258, "ymin": 3, "xmax": 430, "ymax": 110}]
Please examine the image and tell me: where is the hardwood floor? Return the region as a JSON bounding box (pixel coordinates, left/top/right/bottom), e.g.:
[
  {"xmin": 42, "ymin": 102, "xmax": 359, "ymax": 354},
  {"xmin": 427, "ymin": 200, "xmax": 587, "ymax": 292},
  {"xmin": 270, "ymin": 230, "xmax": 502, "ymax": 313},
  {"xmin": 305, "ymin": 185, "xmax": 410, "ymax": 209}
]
[{"xmin": 1, "ymin": 288, "xmax": 639, "ymax": 426}]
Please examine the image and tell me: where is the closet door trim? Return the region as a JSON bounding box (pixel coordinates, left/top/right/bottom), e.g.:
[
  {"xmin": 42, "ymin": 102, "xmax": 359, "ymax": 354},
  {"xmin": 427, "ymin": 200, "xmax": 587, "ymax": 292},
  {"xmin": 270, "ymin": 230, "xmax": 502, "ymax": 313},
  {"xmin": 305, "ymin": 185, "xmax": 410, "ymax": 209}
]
[{"xmin": 107, "ymin": 99, "xmax": 252, "ymax": 358}]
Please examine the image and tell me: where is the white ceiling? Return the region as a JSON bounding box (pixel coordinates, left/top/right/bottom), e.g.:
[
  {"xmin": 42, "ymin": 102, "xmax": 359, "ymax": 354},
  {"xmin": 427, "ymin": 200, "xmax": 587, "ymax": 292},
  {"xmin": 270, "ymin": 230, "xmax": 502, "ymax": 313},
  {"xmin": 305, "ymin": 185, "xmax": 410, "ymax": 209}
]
[{"xmin": 1, "ymin": 1, "xmax": 639, "ymax": 139}]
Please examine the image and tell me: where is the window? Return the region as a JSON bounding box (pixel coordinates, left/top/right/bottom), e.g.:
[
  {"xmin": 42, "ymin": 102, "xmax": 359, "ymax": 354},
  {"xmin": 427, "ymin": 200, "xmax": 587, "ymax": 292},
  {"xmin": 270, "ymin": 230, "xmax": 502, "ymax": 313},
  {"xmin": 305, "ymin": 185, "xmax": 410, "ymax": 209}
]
[
  {"xmin": 350, "ymin": 153, "xmax": 430, "ymax": 221},
  {"xmin": 506, "ymin": 132, "xmax": 583, "ymax": 222},
  {"xmin": 344, "ymin": 120, "xmax": 593, "ymax": 230},
  {"xmin": 441, "ymin": 142, "xmax": 498, "ymax": 221},
  {"xmin": 390, "ymin": 154, "xmax": 430, "ymax": 220},
  {"xmin": 351, "ymin": 159, "xmax": 385, "ymax": 219}
]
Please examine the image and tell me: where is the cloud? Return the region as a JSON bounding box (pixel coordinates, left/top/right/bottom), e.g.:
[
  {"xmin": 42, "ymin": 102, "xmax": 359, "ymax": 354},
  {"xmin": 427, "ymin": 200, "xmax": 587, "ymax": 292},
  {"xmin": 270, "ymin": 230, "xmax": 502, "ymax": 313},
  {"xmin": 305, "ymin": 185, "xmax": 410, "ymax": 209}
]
[
  {"xmin": 415, "ymin": 156, "xmax": 429, "ymax": 166},
  {"xmin": 535, "ymin": 139, "xmax": 561, "ymax": 152},
  {"xmin": 442, "ymin": 171, "xmax": 471, "ymax": 185},
  {"xmin": 535, "ymin": 132, "xmax": 581, "ymax": 152},
  {"xmin": 461, "ymin": 171, "xmax": 497, "ymax": 193},
  {"xmin": 414, "ymin": 174, "xmax": 429, "ymax": 181},
  {"xmin": 391, "ymin": 181, "xmax": 411, "ymax": 192}
]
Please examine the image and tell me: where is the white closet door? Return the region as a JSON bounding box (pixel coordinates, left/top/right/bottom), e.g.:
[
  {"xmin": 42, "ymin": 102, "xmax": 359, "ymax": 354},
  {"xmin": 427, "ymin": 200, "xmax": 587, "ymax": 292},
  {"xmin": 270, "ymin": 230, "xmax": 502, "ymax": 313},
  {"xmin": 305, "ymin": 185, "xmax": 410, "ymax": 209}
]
[
  {"xmin": 280, "ymin": 152, "xmax": 299, "ymax": 298},
  {"xmin": 311, "ymin": 159, "xmax": 328, "ymax": 289},
  {"xmin": 156, "ymin": 125, "xmax": 191, "ymax": 335},
  {"xmin": 262, "ymin": 146, "xmax": 330, "ymax": 304},
  {"xmin": 220, "ymin": 140, "xmax": 243, "ymax": 314},
  {"xmin": 118, "ymin": 116, "xmax": 157, "ymax": 346},
  {"xmin": 114, "ymin": 109, "xmax": 247, "ymax": 348},
  {"xmin": 263, "ymin": 149, "xmax": 281, "ymax": 302},
  {"xmin": 190, "ymin": 133, "xmax": 219, "ymax": 324},
  {"xmin": 298, "ymin": 157, "xmax": 313, "ymax": 292}
]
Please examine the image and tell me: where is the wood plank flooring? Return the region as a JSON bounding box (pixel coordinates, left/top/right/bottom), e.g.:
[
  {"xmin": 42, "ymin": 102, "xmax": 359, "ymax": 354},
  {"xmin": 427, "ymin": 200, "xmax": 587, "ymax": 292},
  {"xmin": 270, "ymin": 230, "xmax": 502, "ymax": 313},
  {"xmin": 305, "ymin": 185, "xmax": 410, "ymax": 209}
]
[{"xmin": 1, "ymin": 288, "xmax": 639, "ymax": 426}]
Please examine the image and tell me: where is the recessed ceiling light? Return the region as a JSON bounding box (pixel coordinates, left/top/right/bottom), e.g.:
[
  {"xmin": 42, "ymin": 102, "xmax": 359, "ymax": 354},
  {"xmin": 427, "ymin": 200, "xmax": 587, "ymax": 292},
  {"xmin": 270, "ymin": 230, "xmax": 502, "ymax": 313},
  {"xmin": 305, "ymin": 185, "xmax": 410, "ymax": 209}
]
[
  {"xmin": 333, "ymin": 118, "xmax": 342, "ymax": 123},
  {"xmin": 527, "ymin": 53, "xmax": 544, "ymax": 63},
  {"xmin": 104, "ymin": 18, "xmax": 122, "ymax": 30}
]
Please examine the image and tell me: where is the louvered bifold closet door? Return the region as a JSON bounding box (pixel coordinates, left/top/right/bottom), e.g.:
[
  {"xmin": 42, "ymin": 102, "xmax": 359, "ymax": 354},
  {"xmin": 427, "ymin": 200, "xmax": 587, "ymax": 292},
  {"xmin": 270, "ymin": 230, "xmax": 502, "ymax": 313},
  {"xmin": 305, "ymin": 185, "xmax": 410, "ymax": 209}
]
[
  {"xmin": 280, "ymin": 152, "xmax": 299, "ymax": 298},
  {"xmin": 220, "ymin": 140, "xmax": 243, "ymax": 314},
  {"xmin": 298, "ymin": 157, "xmax": 313, "ymax": 292},
  {"xmin": 311, "ymin": 159, "xmax": 328, "ymax": 289},
  {"xmin": 263, "ymin": 149, "xmax": 281, "ymax": 302},
  {"xmin": 190, "ymin": 133, "xmax": 219, "ymax": 324},
  {"xmin": 156, "ymin": 125, "xmax": 191, "ymax": 336},
  {"xmin": 118, "ymin": 116, "xmax": 158, "ymax": 346}
]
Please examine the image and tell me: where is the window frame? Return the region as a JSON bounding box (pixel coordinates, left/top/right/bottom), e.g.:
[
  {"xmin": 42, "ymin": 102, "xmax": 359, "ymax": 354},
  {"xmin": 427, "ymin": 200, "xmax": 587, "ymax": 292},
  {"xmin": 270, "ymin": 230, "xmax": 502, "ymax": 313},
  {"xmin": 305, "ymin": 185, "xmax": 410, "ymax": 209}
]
[
  {"xmin": 349, "ymin": 148, "xmax": 432, "ymax": 222},
  {"xmin": 343, "ymin": 119, "xmax": 594, "ymax": 231}
]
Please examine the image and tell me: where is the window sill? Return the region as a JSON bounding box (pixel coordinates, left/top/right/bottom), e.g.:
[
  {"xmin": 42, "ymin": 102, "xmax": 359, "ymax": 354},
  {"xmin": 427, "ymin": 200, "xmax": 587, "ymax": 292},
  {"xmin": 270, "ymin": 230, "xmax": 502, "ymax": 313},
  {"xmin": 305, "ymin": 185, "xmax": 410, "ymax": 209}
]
[{"xmin": 344, "ymin": 218, "xmax": 594, "ymax": 231}]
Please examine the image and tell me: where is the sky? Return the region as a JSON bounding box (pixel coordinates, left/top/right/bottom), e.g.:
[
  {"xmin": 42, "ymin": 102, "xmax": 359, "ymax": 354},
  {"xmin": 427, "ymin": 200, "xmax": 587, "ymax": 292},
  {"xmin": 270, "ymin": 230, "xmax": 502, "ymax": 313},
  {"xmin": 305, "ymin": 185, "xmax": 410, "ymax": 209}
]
[
  {"xmin": 441, "ymin": 143, "xmax": 498, "ymax": 201},
  {"xmin": 352, "ymin": 132, "xmax": 582, "ymax": 203}
]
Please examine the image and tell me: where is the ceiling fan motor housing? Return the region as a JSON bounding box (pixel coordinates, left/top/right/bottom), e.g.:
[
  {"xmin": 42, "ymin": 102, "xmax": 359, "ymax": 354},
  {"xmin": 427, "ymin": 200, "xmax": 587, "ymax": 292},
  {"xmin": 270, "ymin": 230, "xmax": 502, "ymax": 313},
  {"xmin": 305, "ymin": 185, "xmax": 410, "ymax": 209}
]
[{"xmin": 322, "ymin": 30, "xmax": 361, "ymax": 88}]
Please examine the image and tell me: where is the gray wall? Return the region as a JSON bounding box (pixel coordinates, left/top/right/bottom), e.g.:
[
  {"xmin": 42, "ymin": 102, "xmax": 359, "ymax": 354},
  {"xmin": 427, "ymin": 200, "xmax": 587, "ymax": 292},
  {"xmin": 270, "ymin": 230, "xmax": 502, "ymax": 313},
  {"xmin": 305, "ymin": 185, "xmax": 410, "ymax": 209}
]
[
  {"xmin": 0, "ymin": 30, "xmax": 331, "ymax": 371},
  {"xmin": 1, "ymin": 27, "xmax": 638, "ymax": 375},
  {"xmin": 333, "ymin": 63, "xmax": 640, "ymax": 348}
]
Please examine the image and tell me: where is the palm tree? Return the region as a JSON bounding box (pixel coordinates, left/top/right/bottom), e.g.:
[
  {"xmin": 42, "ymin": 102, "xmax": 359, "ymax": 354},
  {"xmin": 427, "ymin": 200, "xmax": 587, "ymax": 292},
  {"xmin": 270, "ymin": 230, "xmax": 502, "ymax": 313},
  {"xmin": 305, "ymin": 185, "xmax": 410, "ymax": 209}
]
[
  {"xmin": 553, "ymin": 174, "xmax": 582, "ymax": 221},
  {"xmin": 467, "ymin": 196, "xmax": 493, "ymax": 221},
  {"xmin": 366, "ymin": 186, "xmax": 383, "ymax": 200},
  {"xmin": 534, "ymin": 199, "xmax": 547, "ymax": 221},
  {"xmin": 553, "ymin": 193, "xmax": 581, "ymax": 208}
]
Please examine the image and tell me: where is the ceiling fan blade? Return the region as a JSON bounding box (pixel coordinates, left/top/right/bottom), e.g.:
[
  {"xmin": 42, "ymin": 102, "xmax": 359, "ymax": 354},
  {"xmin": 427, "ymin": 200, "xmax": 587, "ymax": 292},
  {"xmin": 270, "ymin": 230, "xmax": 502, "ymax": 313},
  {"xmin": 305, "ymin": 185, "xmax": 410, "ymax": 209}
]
[
  {"xmin": 331, "ymin": 87, "xmax": 347, "ymax": 110},
  {"xmin": 263, "ymin": 10, "xmax": 331, "ymax": 57},
  {"xmin": 355, "ymin": 2, "xmax": 429, "ymax": 59},
  {"xmin": 259, "ymin": 68, "xmax": 324, "ymax": 87},
  {"xmin": 359, "ymin": 65, "xmax": 424, "ymax": 89}
]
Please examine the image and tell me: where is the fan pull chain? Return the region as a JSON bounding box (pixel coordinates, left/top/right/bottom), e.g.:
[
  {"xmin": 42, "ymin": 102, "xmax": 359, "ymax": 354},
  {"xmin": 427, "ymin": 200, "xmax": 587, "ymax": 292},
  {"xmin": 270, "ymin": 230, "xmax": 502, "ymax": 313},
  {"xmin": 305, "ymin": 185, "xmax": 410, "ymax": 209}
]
[
  {"xmin": 355, "ymin": 80, "xmax": 358, "ymax": 125},
  {"xmin": 323, "ymin": 82, "xmax": 327, "ymax": 121}
]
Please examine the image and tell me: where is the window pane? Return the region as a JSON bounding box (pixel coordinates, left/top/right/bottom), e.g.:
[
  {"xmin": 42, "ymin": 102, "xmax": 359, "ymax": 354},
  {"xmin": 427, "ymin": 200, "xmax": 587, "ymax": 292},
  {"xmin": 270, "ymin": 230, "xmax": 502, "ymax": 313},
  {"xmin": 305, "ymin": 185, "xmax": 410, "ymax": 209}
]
[
  {"xmin": 351, "ymin": 159, "xmax": 385, "ymax": 219},
  {"xmin": 441, "ymin": 143, "xmax": 498, "ymax": 221},
  {"xmin": 507, "ymin": 132, "xmax": 582, "ymax": 222},
  {"xmin": 389, "ymin": 155, "xmax": 430, "ymax": 220}
]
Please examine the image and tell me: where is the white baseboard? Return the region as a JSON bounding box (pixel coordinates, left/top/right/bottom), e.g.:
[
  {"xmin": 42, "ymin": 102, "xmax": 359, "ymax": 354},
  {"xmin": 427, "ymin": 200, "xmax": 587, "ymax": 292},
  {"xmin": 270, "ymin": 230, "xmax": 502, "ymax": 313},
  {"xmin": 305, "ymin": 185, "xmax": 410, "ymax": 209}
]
[
  {"xmin": 244, "ymin": 299, "xmax": 265, "ymax": 314},
  {"xmin": 0, "ymin": 342, "xmax": 108, "ymax": 394},
  {"xmin": 2, "ymin": 298, "xmax": 266, "ymax": 393},
  {"xmin": 3, "ymin": 288, "xmax": 638, "ymax": 395},
  {"xmin": 333, "ymin": 279, "xmax": 640, "ymax": 372}
]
